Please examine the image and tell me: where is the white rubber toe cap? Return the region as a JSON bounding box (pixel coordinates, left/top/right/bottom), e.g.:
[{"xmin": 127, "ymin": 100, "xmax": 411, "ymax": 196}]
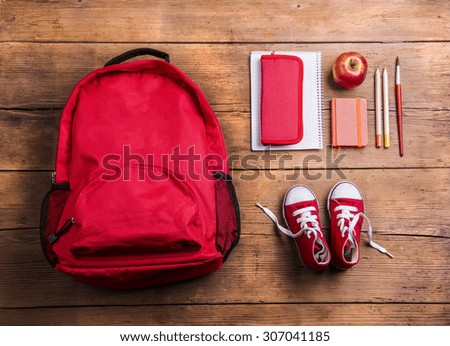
[
  {"xmin": 284, "ymin": 185, "xmax": 316, "ymax": 206},
  {"xmin": 330, "ymin": 182, "xmax": 362, "ymax": 200}
]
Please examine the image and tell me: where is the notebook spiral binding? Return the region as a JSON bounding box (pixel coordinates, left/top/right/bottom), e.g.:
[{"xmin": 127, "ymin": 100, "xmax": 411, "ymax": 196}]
[{"xmin": 316, "ymin": 52, "xmax": 324, "ymax": 149}]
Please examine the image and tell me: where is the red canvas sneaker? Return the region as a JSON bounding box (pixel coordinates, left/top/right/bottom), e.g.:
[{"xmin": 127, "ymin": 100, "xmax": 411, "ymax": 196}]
[
  {"xmin": 327, "ymin": 181, "xmax": 393, "ymax": 270},
  {"xmin": 257, "ymin": 185, "xmax": 330, "ymax": 271}
]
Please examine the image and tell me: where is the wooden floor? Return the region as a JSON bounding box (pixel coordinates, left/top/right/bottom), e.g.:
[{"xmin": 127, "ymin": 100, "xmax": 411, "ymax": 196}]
[{"xmin": 0, "ymin": 0, "xmax": 449, "ymax": 326}]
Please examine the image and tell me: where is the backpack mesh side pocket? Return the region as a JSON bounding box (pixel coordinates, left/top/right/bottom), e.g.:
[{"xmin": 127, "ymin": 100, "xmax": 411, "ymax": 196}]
[
  {"xmin": 214, "ymin": 172, "xmax": 240, "ymax": 261},
  {"xmin": 39, "ymin": 183, "xmax": 70, "ymax": 267}
]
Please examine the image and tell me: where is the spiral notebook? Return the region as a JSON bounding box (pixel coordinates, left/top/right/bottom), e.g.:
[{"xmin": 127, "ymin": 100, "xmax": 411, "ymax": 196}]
[{"xmin": 250, "ymin": 51, "xmax": 323, "ymax": 151}]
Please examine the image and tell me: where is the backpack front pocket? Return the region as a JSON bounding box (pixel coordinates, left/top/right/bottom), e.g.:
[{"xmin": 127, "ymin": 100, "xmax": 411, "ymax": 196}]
[{"xmin": 69, "ymin": 166, "xmax": 201, "ymax": 259}]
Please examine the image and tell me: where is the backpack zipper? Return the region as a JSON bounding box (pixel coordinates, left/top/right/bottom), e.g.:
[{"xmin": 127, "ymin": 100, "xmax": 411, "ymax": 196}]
[
  {"xmin": 50, "ymin": 171, "xmax": 70, "ymax": 190},
  {"xmin": 47, "ymin": 217, "xmax": 75, "ymax": 244}
]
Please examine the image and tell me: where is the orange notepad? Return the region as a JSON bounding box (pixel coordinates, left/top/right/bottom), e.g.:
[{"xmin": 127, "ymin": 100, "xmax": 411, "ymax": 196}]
[{"xmin": 331, "ymin": 97, "xmax": 368, "ymax": 148}]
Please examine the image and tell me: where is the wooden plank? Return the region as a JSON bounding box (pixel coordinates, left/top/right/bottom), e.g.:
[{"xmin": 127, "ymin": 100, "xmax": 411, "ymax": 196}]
[
  {"xmin": 0, "ymin": 172, "xmax": 50, "ymax": 229},
  {"xmin": 0, "ymin": 110, "xmax": 58, "ymax": 171},
  {"xmin": 237, "ymin": 169, "xmax": 450, "ymax": 238},
  {"xmin": 0, "ymin": 304, "xmax": 448, "ymax": 326},
  {"xmin": 1, "ymin": 169, "xmax": 448, "ymax": 236},
  {"xmin": 1, "ymin": 1, "xmax": 449, "ymax": 43},
  {"xmin": 0, "ymin": 229, "xmax": 448, "ymax": 308},
  {"xmin": 0, "ymin": 108, "xmax": 448, "ymax": 170},
  {"xmin": 226, "ymin": 109, "xmax": 449, "ymax": 169},
  {"xmin": 1, "ymin": 42, "xmax": 449, "ymax": 110}
]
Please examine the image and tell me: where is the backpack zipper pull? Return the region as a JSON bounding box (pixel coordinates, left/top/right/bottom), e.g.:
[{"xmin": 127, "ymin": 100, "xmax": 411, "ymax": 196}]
[{"xmin": 47, "ymin": 217, "xmax": 75, "ymax": 244}]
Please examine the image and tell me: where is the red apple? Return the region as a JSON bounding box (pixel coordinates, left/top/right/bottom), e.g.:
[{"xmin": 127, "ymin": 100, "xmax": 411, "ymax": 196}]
[{"xmin": 332, "ymin": 52, "xmax": 368, "ymax": 88}]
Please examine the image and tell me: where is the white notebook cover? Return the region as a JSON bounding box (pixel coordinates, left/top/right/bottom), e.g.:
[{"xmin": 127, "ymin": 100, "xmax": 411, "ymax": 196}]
[{"xmin": 250, "ymin": 51, "xmax": 323, "ymax": 151}]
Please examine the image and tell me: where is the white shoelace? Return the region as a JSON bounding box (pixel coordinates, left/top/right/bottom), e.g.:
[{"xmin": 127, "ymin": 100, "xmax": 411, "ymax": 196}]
[
  {"xmin": 334, "ymin": 205, "xmax": 394, "ymax": 258},
  {"xmin": 256, "ymin": 203, "xmax": 322, "ymax": 238},
  {"xmin": 256, "ymin": 203, "xmax": 327, "ymax": 261}
]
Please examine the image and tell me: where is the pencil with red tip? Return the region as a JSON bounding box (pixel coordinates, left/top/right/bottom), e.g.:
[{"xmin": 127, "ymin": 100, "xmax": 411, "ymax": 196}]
[{"xmin": 395, "ymin": 57, "xmax": 404, "ymax": 157}]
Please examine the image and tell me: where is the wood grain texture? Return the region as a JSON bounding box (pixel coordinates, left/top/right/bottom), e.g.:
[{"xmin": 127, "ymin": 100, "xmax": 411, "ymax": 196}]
[
  {"xmin": 1, "ymin": 0, "xmax": 449, "ymax": 327},
  {"xmin": 0, "ymin": 230, "xmax": 448, "ymax": 309},
  {"xmin": 1, "ymin": 1, "xmax": 449, "ymax": 43},
  {"xmin": 1, "ymin": 304, "xmax": 448, "ymax": 326},
  {"xmin": 0, "ymin": 110, "xmax": 59, "ymax": 170},
  {"xmin": 1, "ymin": 42, "xmax": 449, "ymax": 110},
  {"xmin": 0, "ymin": 108, "xmax": 448, "ymax": 170},
  {"xmin": 1, "ymin": 169, "xmax": 448, "ymax": 235}
]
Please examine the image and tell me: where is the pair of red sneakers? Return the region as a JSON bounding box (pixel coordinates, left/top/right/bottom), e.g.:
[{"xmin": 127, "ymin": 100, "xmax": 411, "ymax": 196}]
[{"xmin": 257, "ymin": 181, "xmax": 393, "ymax": 271}]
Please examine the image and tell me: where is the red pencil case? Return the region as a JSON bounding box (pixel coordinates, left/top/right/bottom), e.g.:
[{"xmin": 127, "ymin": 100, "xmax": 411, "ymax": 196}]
[{"xmin": 260, "ymin": 54, "xmax": 304, "ymax": 145}]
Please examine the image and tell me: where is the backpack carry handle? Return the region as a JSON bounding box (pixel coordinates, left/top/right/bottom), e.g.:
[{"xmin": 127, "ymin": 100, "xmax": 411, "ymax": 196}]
[{"xmin": 104, "ymin": 48, "xmax": 170, "ymax": 67}]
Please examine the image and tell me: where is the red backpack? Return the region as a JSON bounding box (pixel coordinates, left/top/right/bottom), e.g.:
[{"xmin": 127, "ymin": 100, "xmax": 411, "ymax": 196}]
[{"xmin": 40, "ymin": 48, "xmax": 240, "ymax": 289}]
